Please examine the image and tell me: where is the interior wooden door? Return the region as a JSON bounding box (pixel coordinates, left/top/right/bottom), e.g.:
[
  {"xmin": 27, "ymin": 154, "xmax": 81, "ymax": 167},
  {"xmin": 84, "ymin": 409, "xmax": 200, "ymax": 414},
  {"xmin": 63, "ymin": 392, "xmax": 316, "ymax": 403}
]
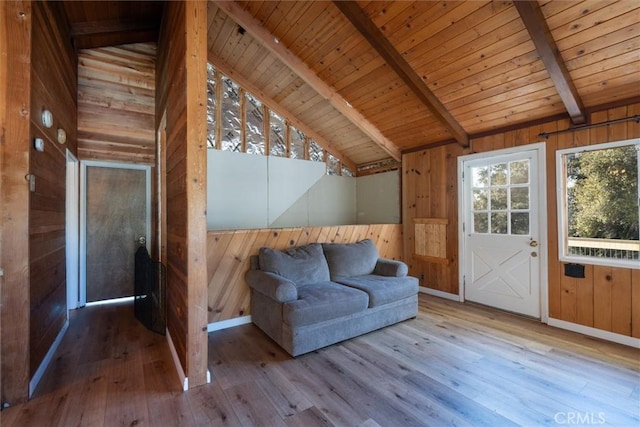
[{"xmin": 85, "ymin": 165, "xmax": 148, "ymax": 302}]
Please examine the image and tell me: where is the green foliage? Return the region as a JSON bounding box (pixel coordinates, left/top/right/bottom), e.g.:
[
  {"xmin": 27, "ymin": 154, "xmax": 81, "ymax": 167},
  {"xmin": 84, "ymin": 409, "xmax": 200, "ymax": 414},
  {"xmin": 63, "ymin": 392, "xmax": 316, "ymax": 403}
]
[{"xmin": 567, "ymin": 144, "xmax": 639, "ymax": 240}]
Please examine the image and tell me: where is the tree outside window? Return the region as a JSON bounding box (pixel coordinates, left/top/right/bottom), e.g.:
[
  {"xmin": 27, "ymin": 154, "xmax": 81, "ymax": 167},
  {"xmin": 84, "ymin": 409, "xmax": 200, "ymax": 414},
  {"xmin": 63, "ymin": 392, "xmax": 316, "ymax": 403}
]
[{"xmin": 558, "ymin": 140, "xmax": 640, "ymax": 267}]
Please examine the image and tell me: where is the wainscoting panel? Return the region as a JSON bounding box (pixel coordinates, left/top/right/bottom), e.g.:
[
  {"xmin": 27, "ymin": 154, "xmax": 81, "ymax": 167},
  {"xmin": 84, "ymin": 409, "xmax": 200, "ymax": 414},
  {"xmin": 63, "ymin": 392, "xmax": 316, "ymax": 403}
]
[{"xmin": 207, "ymin": 224, "xmax": 403, "ymax": 323}]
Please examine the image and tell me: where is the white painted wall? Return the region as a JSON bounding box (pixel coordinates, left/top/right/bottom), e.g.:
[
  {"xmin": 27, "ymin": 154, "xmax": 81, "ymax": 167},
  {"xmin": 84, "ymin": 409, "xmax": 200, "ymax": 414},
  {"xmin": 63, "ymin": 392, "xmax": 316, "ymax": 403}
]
[
  {"xmin": 271, "ymin": 175, "xmax": 356, "ymax": 227},
  {"xmin": 356, "ymin": 170, "xmax": 400, "ymax": 224},
  {"xmin": 207, "ymin": 150, "xmax": 269, "ymax": 229},
  {"xmin": 207, "ymin": 150, "xmax": 348, "ymax": 230},
  {"xmin": 267, "ymin": 155, "xmax": 327, "ymax": 224}
]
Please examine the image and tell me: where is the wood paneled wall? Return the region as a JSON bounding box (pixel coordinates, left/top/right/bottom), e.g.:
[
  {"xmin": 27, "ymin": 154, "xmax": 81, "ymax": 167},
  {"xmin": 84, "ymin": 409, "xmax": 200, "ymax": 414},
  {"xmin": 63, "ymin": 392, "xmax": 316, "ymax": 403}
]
[
  {"xmin": 403, "ymin": 103, "xmax": 640, "ymax": 339},
  {"xmin": 207, "ymin": 224, "xmax": 403, "ymax": 323},
  {"xmin": 403, "ymin": 144, "xmax": 466, "ymax": 295},
  {"xmin": 156, "ymin": 1, "xmax": 208, "ymax": 388},
  {"xmin": 1, "ymin": 0, "xmax": 32, "ymax": 406},
  {"xmin": 1, "ymin": 0, "xmax": 76, "ymax": 405},
  {"xmin": 77, "ymin": 43, "xmax": 156, "ymax": 164},
  {"xmin": 29, "ymin": 1, "xmax": 77, "ymax": 379}
]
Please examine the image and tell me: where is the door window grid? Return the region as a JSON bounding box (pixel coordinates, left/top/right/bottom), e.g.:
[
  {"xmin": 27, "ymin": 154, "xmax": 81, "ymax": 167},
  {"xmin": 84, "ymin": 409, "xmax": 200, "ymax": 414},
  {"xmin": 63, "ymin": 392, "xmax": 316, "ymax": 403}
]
[{"xmin": 471, "ymin": 160, "xmax": 531, "ymax": 235}]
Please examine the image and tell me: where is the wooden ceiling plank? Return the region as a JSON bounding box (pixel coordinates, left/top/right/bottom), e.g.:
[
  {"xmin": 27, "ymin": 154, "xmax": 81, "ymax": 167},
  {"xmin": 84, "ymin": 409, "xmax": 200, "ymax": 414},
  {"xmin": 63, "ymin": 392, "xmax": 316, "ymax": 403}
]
[
  {"xmin": 211, "ymin": 0, "xmax": 401, "ymax": 161},
  {"xmin": 573, "ymin": 61, "xmax": 640, "ymax": 91},
  {"xmin": 555, "ymin": 10, "xmax": 640, "ymax": 54},
  {"xmin": 438, "ymin": 52, "xmax": 543, "ymax": 104},
  {"xmin": 514, "ymin": 0, "xmax": 586, "ymax": 125},
  {"xmin": 387, "ymin": 1, "xmax": 484, "ymax": 53},
  {"xmin": 333, "ymin": 0, "xmax": 469, "ymax": 148},
  {"xmin": 545, "ymin": 1, "xmax": 629, "ymax": 37},
  {"xmin": 208, "ymin": 54, "xmax": 357, "ymax": 172},
  {"xmin": 415, "ymin": 27, "xmax": 532, "ymax": 83},
  {"xmin": 303, "ymin": 24, "xmax": 363, "ymax": 74},
  {"xmin": 362, "ymin": 1, "xmax": 417, "ymax": 29},
  {"xmin": 208, "ymin": 12, "xmax": 239, "ymax": 56},
  {"xmin": 581, "ymin": 81, "xmax": 640, "ymax": 107},
  {"xmin": 568, "ymin": 48, "xmax": 639, "ymax": 85},
  {"xmin": 449, "ymin": 68, "xmax": 553, "ymax": 117},
  {"xmin": 561, "ymin": 23, "xmax": 639, "ymax": 65},
  {"xmin": 287, "ymin": 3, "xmax": 339, "ymax": 59},
  {"xmin": 271, "ymin": 1, "xmax": 317, "ymax": 48},
  {"xmin": 406, "ymin": 6, "xmax": 520, "ymax": 72},
  {"xmin": 456, "ymin": 86, "xmax": 560, "ymax": 124},
  {"xmin": 331, "ymin": 55, "xmax": 386, "ymax": 93}
]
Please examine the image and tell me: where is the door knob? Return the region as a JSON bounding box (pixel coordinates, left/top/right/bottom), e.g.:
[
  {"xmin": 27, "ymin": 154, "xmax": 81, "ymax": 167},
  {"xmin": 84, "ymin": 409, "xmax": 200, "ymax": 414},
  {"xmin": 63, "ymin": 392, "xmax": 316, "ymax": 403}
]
[
  {"xmin": 138, "ymin": 236, "xmax": 147, "ymax": 245},
  {"xmin": 531, "ymin": 251, "xmax": 538, "ymax": 257},
  {"xmin": 530, "ymin": 240, "xmax": 538, "ymax": 247}
]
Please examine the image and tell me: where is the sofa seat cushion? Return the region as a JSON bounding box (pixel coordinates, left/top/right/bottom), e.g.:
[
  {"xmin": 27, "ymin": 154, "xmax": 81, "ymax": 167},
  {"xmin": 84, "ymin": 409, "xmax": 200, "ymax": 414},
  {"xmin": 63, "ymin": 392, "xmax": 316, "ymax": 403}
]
[
  {"xmin": 259, "ymin": 243, "xmax": 330, "ymax": 286},
  {"xmin": 334, "ymin": 275, "xmax": 419, "ymax": 308},
  {"xmin": 283, "ymin": 282, "xmax": 369, "ymax": 327},
  {"xmin": 322, "ymin": 239, "xmax": 379, "ymax": 279}
]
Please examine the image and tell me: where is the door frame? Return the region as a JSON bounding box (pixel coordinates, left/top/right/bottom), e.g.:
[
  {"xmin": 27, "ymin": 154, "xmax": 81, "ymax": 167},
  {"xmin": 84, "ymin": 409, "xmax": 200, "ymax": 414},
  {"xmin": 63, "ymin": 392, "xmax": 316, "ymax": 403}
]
[
  {"xmin": 457, "ymin": 142, "xmax": 549, "ymax": 322},
  {"xmin": 66, "ymin": 150, "xmax": 80, "ymax": 311},
  {"xmin": 79, "ymin": 160, "xmax": 151, "ymax": 306}
]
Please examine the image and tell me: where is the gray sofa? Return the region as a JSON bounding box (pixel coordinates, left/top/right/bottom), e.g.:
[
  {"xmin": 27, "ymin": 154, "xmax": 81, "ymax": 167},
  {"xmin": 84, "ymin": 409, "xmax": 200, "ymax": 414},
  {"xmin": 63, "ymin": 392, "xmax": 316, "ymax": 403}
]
[{"xmin": 246, "ymin": 239, "xmax": 419, "ymax": 356}]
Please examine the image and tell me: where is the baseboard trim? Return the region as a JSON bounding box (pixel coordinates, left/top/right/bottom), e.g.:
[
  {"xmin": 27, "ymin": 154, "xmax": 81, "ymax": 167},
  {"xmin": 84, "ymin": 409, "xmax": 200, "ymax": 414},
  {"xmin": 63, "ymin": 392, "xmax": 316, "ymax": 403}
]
[
  {"xmin": 166, "ymin": 328, "xmax": 188, "ymax": 391},
  {"xmin": 547, "ymin": 318, "xmax": 640, "ymax": 348},
  {"xmin": 419, "ymin": 287, "xmax": 461, "ymax": 302},
  {"xmin": 207, "ymin": 315, "xmax": 252, "ymax": 332},
  {"xmin": 30, "ymin": 319, "xmax": 69, "ymax": 398},
  {"xmin": 165, "ymin": 329, "xmax": 212, "ymax": 391}
]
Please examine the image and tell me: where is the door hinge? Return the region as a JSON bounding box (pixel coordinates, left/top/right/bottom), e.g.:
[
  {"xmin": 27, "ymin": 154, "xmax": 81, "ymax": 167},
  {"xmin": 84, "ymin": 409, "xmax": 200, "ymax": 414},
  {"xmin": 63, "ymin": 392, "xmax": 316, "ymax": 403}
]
[{"xmin": 462, "ymin": 222, "xmax": 465, "ymax": 233}]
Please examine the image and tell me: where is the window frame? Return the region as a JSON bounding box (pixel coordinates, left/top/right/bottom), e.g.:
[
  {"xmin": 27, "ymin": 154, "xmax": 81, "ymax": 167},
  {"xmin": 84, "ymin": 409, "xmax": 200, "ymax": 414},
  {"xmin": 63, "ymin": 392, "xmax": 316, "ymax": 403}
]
[{"xmin": 556, "ymin": 138, "xmax": 640, "ymax": 269}]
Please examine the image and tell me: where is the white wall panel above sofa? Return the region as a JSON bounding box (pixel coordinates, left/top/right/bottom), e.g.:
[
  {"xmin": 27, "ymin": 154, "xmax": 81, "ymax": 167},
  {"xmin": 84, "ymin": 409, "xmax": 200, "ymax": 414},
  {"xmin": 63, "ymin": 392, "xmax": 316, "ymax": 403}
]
[
  {"xmin": 270, "ymin": 175, "xmax": 356, "ymax": 227},
  {"xmin": 356, "ymin": 170, "xmax": 400, "ymax": 224},
  {"xmin": 207, "ymin": 150, "xmax": 351, "ymax": 230},
  {"xmin": 207, "ymin": 150, "xmax": 268, "ymax": 230},
  {"xmin": 267, "ymin": 155, "xmax": 326, "ymax": 224}
]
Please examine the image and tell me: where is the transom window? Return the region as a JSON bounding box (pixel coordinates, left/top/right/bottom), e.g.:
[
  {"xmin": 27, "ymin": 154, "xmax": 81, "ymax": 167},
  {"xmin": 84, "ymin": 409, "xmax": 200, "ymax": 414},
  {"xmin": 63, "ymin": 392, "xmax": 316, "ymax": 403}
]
[
  {"xmin": 471, "ymin": 160, "xmax": 531, "ymax": 235},
  {"xmin": 557, "ymin": 139, "xmax": 639, "ymax": 268}
]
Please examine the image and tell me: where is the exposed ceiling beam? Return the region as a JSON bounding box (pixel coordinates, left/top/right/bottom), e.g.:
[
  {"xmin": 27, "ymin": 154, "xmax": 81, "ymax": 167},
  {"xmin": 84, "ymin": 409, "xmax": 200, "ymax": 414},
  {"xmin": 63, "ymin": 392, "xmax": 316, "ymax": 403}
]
[
  {"xmin": 333, "ymin": 0, "xmax": 469, "ymax": 148},
  {"xmin": 70, "ymin": 19, "xmax": 159, "ymax": 50},
  {"xmin": 70, "ymin": 19, "xmax": 158, "ymax": 36},
  {"xmin": 211, "ymin": 0, "xmax": 401, "ymax": 161},
  {"xmin": 514, "ymin": 1, "xmax": 586, "ymax": 125},
  {"xmin": 207, "ymin": 54, "xmax": 358, "ymax": 172}
]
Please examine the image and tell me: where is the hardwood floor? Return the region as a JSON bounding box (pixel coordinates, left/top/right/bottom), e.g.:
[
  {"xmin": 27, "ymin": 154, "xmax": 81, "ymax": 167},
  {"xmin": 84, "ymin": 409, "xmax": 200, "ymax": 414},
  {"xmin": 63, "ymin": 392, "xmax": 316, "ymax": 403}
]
[{"xmin": 2, "ymin": 295, "xmax": 638, "ymax": 426}]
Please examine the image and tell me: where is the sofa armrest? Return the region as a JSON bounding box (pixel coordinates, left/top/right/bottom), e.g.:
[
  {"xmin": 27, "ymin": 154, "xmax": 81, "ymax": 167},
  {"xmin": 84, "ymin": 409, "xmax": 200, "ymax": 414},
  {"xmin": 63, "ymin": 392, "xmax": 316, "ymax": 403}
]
[
  {"xmin": 246, "ymin": 270, "xmax": 298, "ymax": 303},
  {"xmin": 374, "ymin": 258, "xmax": 408, "ymax": 277}
]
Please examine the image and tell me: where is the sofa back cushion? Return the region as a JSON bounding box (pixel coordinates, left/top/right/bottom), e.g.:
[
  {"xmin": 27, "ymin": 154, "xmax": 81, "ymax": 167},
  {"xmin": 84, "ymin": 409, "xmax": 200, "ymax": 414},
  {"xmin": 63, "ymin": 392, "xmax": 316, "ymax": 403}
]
[
  {"xmin": 322, "ymin": 239, "xmax": 379, "ymax": 279},
  {"xmin": 258, "ymin": 243, "xmax": 330, "ymax": 286}
]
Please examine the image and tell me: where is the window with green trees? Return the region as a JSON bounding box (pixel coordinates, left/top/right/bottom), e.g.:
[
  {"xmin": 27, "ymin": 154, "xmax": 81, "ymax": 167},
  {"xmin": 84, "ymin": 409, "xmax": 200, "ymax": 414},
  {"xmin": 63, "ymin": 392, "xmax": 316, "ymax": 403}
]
[{"xmin": 557, "ymin": 139, "xmax": 639, "ymax": 267}]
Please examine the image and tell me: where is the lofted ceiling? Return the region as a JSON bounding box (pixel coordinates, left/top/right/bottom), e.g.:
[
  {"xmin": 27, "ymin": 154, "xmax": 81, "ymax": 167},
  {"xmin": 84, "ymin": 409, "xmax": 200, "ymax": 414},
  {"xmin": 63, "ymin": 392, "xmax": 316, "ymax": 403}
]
[{"xmin": 61, "ymin": 1, "xmax": 640, "ymax": 168}]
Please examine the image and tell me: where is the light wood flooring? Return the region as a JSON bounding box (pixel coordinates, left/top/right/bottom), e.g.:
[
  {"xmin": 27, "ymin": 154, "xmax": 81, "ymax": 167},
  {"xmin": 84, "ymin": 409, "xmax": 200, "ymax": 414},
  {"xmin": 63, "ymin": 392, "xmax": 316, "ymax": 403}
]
[{"xmin": 2, "ymin": 294, "xmax": 639, "ymax": 426}]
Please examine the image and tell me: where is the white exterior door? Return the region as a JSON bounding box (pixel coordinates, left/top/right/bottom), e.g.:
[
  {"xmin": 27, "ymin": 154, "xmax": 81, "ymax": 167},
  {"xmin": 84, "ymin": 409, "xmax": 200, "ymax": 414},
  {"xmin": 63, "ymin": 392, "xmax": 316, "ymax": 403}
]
[{"xmin": 461, "ymin": 147, "xmax": 545, "ymax": 318}]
